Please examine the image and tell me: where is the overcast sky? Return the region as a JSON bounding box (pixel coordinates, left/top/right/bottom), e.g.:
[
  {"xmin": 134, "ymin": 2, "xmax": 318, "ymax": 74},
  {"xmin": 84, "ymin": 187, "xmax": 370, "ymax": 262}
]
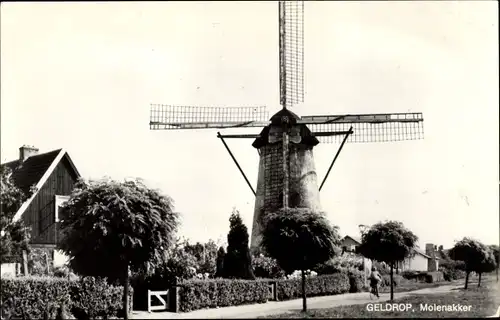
[{"xmin": 1, "ymin": 1, "xmax": 498, "ymax": 249}]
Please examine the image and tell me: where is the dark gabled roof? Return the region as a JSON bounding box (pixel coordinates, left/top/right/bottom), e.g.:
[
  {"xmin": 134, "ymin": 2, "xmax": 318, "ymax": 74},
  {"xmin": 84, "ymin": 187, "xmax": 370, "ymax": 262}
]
[
  {"xmin": 1, "ymin": 149, "xmax": 62, "ymax": 195},
  {"xmin": 343, "ymin": 235, "xmax": 362, "ymax": 245}
]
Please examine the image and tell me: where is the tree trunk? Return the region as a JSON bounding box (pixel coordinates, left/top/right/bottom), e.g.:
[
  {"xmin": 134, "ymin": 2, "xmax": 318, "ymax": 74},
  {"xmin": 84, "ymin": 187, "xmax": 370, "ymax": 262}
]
[
  {"xmin": 478, "ymin": 273, "xmax": 482, "ymax": 287},
  {"xmin": 123, "ymin": 263, "xmax": 130, "ymax": 320},
  {"xmin": 301, "ymin": 269, "xmax": 307, "ymax": 312},
  {"xmin": 390, "ymin": 262, "xmax": 394, "ymax": 301},
  {"xmin": 464, "ymin": 271, "xmax": 470, "ymax": 289}
]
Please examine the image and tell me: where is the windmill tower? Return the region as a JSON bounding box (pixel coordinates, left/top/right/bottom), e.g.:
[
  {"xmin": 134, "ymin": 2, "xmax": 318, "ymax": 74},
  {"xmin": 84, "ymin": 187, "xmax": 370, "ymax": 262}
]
[{"xmin": 149, "ymin": 1, "xmax": 424, "ymax": 251}]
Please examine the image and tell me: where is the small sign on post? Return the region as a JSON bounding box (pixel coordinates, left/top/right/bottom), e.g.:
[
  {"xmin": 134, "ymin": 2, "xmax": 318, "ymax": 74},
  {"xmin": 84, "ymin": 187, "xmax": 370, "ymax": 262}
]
[{"xmin": 147, "ymin": 290, "xmax": 169, "ymax": 313}]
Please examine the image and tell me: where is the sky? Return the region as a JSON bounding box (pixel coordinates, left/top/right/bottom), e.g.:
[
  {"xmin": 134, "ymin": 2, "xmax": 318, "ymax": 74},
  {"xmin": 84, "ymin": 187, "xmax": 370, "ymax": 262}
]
[{"xmin": 1, "ymin": 1, "xmax": 498, "ymax": 249}]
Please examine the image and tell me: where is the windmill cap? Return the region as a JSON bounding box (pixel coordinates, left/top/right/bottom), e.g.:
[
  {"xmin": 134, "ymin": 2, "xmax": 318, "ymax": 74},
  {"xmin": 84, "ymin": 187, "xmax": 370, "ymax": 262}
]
[{"xmin": 269, "ymin": 108, "xmax": 301, "ymax": 125}]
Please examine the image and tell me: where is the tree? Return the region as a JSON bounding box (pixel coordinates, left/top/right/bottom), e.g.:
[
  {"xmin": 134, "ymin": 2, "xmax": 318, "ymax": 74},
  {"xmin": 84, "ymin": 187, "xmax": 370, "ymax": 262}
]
[
  {"xmin": 357, "ymin": 221, "xmax": 418, "ymax": 301},
  {"xmin": 58, "ymin": 178, "xmax": 179, "ymax": 320},
  {"xmin": 222, "ymin": 209, "xmax": 255, "ymax": 279},
  {"xmin": 0, "ymin": 166, "xmax": 35, "ymax": 264},
  {"xmin": 261, "ymin": 208, "xmax": 339, "ymax": 312},
  {"xmin": 449, "ymin": 238, "xmax": 497, "ymax": 289},
  {"xmin": 476, "ymin": 248, "xmax": 496, "ymax": 287},
  {"xmin": 489, "ymin": 245, "xmax": 499, "ymax": 282}
]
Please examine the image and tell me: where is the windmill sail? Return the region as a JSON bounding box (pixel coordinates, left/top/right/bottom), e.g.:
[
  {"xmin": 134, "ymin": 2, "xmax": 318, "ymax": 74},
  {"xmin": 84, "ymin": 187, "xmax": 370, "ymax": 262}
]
[
  {"xmin": 149, "ymin": 104, "xmax": 270, "ymax": 130},
  {"xmin": 280, "ymin": 0, "xmax": 304, "ymax": 108},
  {"xmin": 301, "ymin": 112, "xmax": 424, "ymax": 143}
]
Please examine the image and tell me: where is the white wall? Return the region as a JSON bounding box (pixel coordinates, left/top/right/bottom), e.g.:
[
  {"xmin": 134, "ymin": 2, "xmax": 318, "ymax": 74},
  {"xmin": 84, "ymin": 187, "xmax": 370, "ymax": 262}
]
[{"xmin": 403, "ymin": 254, "xmax": 428, "ymax": 271}]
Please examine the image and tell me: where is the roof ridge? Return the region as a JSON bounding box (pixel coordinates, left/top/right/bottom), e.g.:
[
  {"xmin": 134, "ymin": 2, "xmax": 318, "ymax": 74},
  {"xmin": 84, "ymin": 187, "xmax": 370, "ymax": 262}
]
[{"xmin": 0, "ymin": 148, "xmax": 63, "ymax": 166}]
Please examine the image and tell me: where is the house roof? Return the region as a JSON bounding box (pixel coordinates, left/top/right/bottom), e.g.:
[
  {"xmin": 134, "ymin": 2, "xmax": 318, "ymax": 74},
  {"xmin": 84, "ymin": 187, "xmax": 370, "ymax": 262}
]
[
  {"xmin": 2, "ymin": 149, "xmax": 62, "ymax": 195},
  {"xmin": 1, "ymin": 148, "xmax": 81, "ymax": 221},
  {"xmin": 343, "ymin": 235, "xmax": 362, "ymax": 245},
  {"xmin": 413, "ymin": 247, "xmax": 432, "ymax": 259}
]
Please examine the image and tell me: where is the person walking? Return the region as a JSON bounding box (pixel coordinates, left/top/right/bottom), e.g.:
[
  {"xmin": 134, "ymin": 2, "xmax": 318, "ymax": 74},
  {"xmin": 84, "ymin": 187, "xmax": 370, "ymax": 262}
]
[{"xmin": 369, "ymin": 266, "xmax": 382, "ymax": 297}]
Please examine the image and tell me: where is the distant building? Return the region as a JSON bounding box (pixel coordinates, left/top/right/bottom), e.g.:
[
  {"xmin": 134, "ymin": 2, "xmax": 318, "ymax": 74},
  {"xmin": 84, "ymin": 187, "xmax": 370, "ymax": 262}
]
[
  {"xmin": 341, "ymin": 235, "xmax": 361, "ymax": 254},
  {"xmin": 1, "ymin": 145, "xmax": 81, "ymax": 275},
  {"xmin": 341, "ymin": 235, "xmax": 439, "ymax": 273}
]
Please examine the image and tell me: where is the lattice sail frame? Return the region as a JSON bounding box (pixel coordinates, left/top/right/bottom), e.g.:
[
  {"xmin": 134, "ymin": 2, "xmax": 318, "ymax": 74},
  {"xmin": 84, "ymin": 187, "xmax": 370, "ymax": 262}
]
[
  {"xmin": 303, "ymin": 112, "xmax": 424, "ymax": 143},
  {"xmin": 150, "ymin": 104, "xmax": 423, "ymax": 143},
  {"xmin": 149, "ymin": 104, "xmax": 270, "ymax": 130},
  {"xmin": 280, "ymin": 0, "xmax": 304, "ymax": 108}
]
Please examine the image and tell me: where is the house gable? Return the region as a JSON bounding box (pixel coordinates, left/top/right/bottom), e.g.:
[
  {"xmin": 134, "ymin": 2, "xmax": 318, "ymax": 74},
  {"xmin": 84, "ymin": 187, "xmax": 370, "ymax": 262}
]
[
  {"xmin": 341, "ymin": 235, "xmax": 361, "ymax": 253},
  {"xmin": 21, "ymin": 153, "xmax": 80, "ymax": 244}
]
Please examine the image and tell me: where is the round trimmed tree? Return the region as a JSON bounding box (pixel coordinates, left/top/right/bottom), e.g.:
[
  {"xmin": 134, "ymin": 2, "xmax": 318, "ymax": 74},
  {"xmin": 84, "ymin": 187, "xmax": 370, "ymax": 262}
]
[
  {"xmin": 357, "ymin": 220, "xmax": 418, "ymax": 301},
  {"xmin": 260, "ymin": 208, "xmax": 339, "ymax": 312},
  {"xmin": 449, "ymin": 237, "xmax": 497, "ymax": 289},
  {"xmin": 58, "ymin": 178, "xmax": 179, "ymax": 320}
]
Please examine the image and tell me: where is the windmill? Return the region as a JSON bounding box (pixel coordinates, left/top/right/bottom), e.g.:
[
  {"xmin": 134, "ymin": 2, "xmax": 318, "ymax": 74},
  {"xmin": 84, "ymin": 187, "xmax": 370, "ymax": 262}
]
[{"xmin": 149, "ymin": 1, "xmax": 424, "ymax": 251}]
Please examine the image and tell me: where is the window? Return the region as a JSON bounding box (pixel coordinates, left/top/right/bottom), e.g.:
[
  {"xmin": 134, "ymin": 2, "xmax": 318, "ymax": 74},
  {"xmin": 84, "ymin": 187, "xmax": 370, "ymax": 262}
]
[{"xmin": 54, "ymin": 195, "xmax": 70, "ymax": 222}]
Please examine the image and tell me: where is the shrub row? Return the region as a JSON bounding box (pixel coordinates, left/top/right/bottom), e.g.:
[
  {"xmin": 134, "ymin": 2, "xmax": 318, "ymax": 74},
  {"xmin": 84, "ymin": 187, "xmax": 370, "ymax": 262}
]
[
  {"xmin": 178, "ymin": 279, "xmax": 269, "ymax": 312},
  {"xmin": 176, "ymin": 272, "xmax": 351, "ymax": 312},
  {"xmin": 0, "ymin": 276, "xmax": 132, "ymax": 319},
  {"xmin": 276, "ymin": 272, "xmax": 350, "ymax": 301},
  {"xmin": 400, "ymin": 270, "xmax": 444, "ymax": 283}
]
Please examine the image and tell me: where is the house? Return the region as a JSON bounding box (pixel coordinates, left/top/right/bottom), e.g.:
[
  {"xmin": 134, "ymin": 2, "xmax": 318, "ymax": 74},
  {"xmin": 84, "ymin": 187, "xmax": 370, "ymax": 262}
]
[
  {"xmin": 341, "ymin": 235, "xmax": 361, "ymax": 254},
  {"xmin": 341, "ymin": 235, "xmax": 439, "ymax": 273},
  {"xmin": 1, "ymin": 145, "xmax": 81, "ymax": 273},
  {"xmin": 396, "ymin": 244, "xmax": 439, "ymax": 272}
]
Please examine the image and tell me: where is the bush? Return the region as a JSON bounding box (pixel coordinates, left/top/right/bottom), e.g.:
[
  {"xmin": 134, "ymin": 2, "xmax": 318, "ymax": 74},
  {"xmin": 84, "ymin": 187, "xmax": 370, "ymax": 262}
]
[
  {"xmin": 439, "ymin": 258, "xmax": 467, "ymax": 281},
  {"xmin": 348, "ymin": 269, "xmax": 365, "ymax": 293},
  {"xmin": 0, "ymin": 276, "xmax": 132, "ymax": 319},
  {"xmin": 314, "ymin": 255, "xmax": 364, "ymax": 275},
  {"xmin": 178, "ymin": 278, "xmax": 268, "ymax": 312},
  {"xmin": 380, "ymin": 274, "xmax": 404, "ymax": 287},
  {"xmin": 53, "ymin": 266, "xmax": 79, "ymax": 281},
  {"xmin": 441, "ymin": 267, "xmax": 466, "ymax": 281},
  {"xmin": 27, "ymin": 248, "xmax": 53, "ymax": 276},
  {"xmin": 252, "ymin": 254, "xmax": 285, "ymax": 279}
]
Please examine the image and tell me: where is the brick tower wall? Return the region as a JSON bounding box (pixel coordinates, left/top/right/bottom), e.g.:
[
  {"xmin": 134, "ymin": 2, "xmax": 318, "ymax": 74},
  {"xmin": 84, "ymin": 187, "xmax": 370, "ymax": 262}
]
[{"xmin": 251, "ymin": 142, "xmax": 321, "ymax": 251}]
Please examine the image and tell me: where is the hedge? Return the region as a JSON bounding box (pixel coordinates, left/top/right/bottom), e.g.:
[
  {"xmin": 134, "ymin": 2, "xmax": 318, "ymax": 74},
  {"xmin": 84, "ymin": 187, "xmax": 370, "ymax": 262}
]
[
  {"xmin": 400, "ymin": 270, "xmax": 445, "ymax": 283},
  {"xmin": 0, "ymin": 276, "xmax": 132, "ymax": 319},
  {"xmin": 175, "ymin": 272, "xmax": 352, "ymax": 312},
  {"xmin": 276, "ymin": 272, "xmax": 350, "ymax": 301},
  {"xmin": 178, "ymin": 279, "xmax": 269, "ymax": 312}
]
